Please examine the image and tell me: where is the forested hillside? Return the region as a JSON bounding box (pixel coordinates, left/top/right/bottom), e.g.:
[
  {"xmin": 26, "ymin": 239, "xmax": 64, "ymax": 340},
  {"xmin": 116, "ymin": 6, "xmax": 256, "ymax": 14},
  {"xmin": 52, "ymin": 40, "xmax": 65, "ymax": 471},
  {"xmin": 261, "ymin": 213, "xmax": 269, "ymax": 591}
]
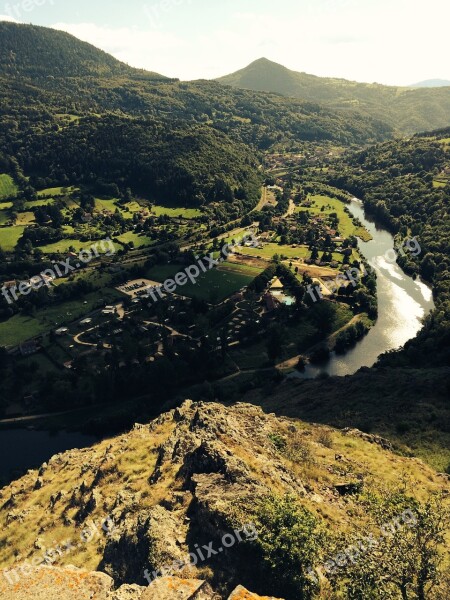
[
  {"xmin": 6, "ymin": 115, "xmax": 261, "ymax": 208},
  {"xmin": 218, "ymin": 58, "xmax": 450, "ymax": 135},
  {"xmin": 0, "ymin": 22, "xmax": 166, "ymax": 80},
  {"xmin": 0, "ymin": 23, "xmax": 393, "ymax": 149}
]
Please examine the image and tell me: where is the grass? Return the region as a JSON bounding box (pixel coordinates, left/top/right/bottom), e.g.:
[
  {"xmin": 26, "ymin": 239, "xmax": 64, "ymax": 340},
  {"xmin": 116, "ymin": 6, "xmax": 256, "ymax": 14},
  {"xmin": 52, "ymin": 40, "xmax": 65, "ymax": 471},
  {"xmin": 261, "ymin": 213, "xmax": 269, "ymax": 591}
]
[
  {"xmin": 115, "ymin": 231, "xmax": 155, "ymax": 248},
  {"xmin": 147, "ymin": 263, "xmax": 254, "ymax": 303},
  {"xmin": 39, "ymin": 238, "xmax": 92, "ymax": 254},
  {"xmin": 0, "ymin": 226, "xmax": 25, "ymax": 251},
  {"xmin": 24, "ymin": 198, "xmax": 55, "ymax": 209},
  {"xmin": 94, "ymin": 198, "xmax": 119, "ymax": 212},
  {"xmin": 151, "ymin": 203, "xmax": 203, "ymax": 219},
  {"xmin": 296, "ymin": 195, "xmax": 372, "ymax": 241},
  {"xmin": 0, "ymin": 211, "xmax": 11, "ymax": 226},
  {"xmin": 15, "ymin": 212, "xmax": 35, "ymax": 226},
  {"xmin": 240, "ymin": 243, "xmax": 311, "ymax": 260},
  {"xmin": 37, "ymin": 186, "xmax": 77, "ymax": 197},
  {"xmin": 0, "ymin": 174, "xmax": 18, "ymax": 200},
  {"xmin": 255, "ymin": 367, "xmax": 450, "ymax": 473},
  {"xmin": 220, "ymin": 261, "xmax": 264, "ymax": 277}
]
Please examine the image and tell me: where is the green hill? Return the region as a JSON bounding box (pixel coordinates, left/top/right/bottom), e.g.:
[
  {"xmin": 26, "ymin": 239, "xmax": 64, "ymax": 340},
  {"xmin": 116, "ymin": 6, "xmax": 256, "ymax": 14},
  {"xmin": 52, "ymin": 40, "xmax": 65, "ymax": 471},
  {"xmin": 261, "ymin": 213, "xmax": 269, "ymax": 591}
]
[
  {"xmin": 0, "ymin": 22, "xmax": 167, "ymax": 80},
  {"xmin": 217, "ymin": 58, "xmax": 450, "ymax": 134}
]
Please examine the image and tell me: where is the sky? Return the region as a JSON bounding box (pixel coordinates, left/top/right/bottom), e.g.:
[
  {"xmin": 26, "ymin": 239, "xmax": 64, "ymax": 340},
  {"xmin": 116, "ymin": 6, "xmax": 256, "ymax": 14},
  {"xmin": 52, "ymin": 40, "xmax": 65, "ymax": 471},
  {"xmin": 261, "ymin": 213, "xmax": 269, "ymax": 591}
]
[{"xmin": 1, "ymin": 0, "xmax": 449, "ymax": 85}]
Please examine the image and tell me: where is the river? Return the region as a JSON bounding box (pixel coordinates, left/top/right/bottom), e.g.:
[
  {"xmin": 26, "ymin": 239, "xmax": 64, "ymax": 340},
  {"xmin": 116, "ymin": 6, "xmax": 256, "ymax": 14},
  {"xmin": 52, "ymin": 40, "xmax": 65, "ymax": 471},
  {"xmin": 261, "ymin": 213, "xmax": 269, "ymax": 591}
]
[{"xmin": 293, "ymin": 198, "xmax": 435, "ymax": 378}]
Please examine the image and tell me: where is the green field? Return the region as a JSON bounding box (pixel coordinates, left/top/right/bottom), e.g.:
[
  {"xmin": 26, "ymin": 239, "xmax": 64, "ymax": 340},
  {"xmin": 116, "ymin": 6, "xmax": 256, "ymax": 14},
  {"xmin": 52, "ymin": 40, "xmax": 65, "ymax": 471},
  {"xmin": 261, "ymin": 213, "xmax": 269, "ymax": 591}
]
[
  {"xmin": 151, "ymin": 203, "xmax": 203, "ymax": 219},
  {"xmin": 37, "ymin": 186, "xmax": 77, "ymax": 197},
  {"xmin": 24, "ymin": 198, "xmax": 55, "ymax": 209},
  {"xmin": 39, "ymin": 238, "xmax": 91, "ymax": 254},
  {"xmin": 0, "ymin": 210, "xmax": 11, "ymax": 226},
  {"xmin": 0, "ymin": 174, "xmax": 18, "ymax": 200},
  {"xmin": 94, "ymin": 198, "xmax": 119, "ymax": 212},
  {"xmin": 296, "ymin": 195, "xmax": 372, "ymax": 241},
  {"xmin": 220, "ymin": 261, "xmax": 264, "ymax": 277},
  {"xmin": 0, "ymin": 225, "xmax": 25, "ymax": 251},
  {"xmin": 15, "ymin": 212, "xmax": 35, "ymax": 225},
  {"xmin": 240, "ymin": 243, "xmax": 310, "ymax": 260},
  {"xmin": 116, "ymin": 231, "xmax": 155, "ymax": 248},
  {"xmin": 147, "ymin": 262, "xmax": 254, "ymax": 303}
]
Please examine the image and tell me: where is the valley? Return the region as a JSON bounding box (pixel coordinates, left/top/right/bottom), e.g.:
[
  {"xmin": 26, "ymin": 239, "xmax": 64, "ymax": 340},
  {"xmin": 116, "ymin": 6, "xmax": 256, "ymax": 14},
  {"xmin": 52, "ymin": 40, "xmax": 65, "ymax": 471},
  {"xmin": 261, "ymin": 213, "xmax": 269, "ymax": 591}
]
[{"xmin": 0, "ymin": 18, "xmax": 449, "ymax": 600}]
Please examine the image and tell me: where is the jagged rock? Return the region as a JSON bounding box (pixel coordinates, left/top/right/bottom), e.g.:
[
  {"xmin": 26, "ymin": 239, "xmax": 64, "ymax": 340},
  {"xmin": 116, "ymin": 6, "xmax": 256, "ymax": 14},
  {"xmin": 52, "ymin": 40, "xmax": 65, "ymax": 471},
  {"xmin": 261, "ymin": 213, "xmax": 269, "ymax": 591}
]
[
  {"xmin": 34, "ymin": 477, "xmax": 43, "ymax": 490},
  {"xmin": 341, "ymin": 428, "xmax": 394, "ymax": 451},
  {"xmin": 109, "ymin": 583, "xmax": 146, "ymax": 599},
  {"xmin": 0, "ymin": 565, "xmax": 114, "ymax": 599},
  {"xmin": 141, "ymin": 576, "xmax": 214, "ymax": 599},
  {"xmin": 100, "ymin": 506, "xmax": 187, "ymax": 586},
  {"xmin": 335, "ymin": 482, "xmax": 364, "ymax": 496},
  {"xmin": 228, "ymin": 585, "xmax": 284, "ymax": 599},
  {"xmin": 75, "ymin": 489, "xmax": 103, "ymax": 522}
]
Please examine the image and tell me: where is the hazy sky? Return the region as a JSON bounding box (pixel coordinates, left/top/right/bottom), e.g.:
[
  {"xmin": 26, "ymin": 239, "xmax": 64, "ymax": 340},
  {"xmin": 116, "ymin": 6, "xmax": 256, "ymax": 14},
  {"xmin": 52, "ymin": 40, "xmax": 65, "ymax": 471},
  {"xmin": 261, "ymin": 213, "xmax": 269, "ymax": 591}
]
[{"xmin": 1, "ymin": 0, "xmax": 449, "ymax": 84}]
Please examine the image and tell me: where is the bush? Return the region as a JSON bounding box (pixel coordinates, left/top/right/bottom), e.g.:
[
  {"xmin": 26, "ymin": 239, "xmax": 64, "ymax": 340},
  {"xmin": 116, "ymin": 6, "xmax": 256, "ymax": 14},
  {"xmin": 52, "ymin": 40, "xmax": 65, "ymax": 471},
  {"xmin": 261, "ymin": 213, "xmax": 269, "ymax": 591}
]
[{"xmin": 251, "ymin": 494, "xmax": 325, "ymax": 599}]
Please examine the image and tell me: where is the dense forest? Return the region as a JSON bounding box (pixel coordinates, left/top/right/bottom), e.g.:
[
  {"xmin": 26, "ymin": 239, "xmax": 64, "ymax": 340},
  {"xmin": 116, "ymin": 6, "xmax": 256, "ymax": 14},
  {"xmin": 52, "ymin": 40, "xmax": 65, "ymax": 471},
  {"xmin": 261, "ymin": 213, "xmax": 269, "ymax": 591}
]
[{"xmin": 1, "ymin": 114, "xmax": 261, "ymax": 209}]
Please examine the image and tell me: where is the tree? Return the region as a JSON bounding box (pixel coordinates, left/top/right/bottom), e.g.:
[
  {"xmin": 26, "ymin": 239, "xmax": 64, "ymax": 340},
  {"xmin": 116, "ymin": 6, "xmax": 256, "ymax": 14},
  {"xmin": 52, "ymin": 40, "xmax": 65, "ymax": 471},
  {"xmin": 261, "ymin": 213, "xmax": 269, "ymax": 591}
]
[
  {"xmin": 329, "ymin": 490, "xmax": 450, "ymax": 600},
  {"xmin": 252, "ymin": 494, "xmax": 324, "ymax": 599},
  {"xmin": 267, "ymin": 325, "xmax": 284, "ymax": 362}
]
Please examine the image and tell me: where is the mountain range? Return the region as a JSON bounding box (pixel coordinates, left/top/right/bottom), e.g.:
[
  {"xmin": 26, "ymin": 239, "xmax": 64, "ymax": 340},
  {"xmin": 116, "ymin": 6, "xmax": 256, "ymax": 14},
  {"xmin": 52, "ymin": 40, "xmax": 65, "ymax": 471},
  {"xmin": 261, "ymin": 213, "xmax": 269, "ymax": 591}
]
[{"xmin": 217, "ymin": 57, "xmax": 450, "ymax": 134}]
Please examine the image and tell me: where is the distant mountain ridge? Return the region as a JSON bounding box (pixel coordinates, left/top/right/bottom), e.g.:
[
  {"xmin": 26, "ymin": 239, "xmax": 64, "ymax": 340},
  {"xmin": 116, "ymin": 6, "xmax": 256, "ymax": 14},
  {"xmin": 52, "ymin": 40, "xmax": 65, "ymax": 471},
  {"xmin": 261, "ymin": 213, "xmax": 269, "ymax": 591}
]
[
  {"xmin": 217, "ymin": 58, "xmax": 450, "ymax": 134},
  {"xmin": 410, "ymin": 79, "xmax": 450, "ymax": 88}
]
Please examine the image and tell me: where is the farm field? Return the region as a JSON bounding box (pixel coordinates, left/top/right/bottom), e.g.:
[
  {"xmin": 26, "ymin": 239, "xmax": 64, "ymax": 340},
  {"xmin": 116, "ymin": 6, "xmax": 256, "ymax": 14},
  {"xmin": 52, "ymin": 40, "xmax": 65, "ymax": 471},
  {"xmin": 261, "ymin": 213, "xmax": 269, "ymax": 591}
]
[
  {"xmin": 15, "ymin": 212, "xmax": 35, "ymax": 226},
  {"xmin": 115, "ymin": 231, "xmax": 155, "ymax": 248},
  {"xmin": 37, "ymin": 186, "xmax": 77, "ymax": 197},
  {"xmin": 0, "ymin": 174, "xmax": 18, "ymax": 199},
  {"xmin": 147, "ymin": 262, "xmax": 255, "ymax": 303},
  {"xmin": 296, "ymin": 194, "xmax": 372, "ymax": 241},
  {"xmin": 151, "ymin": 203, "xmax": 203, "ymax": 219},
  {"xmin": 0, "ymin": 226, "xmax": 26, "ymax": 251},
  {"xmin": 24, "ymin": 198, "xmax": 55, "ymax": 209},
  {"xmin": 238, "ymin": 243, "xmax": 311, "ymax": 260}
]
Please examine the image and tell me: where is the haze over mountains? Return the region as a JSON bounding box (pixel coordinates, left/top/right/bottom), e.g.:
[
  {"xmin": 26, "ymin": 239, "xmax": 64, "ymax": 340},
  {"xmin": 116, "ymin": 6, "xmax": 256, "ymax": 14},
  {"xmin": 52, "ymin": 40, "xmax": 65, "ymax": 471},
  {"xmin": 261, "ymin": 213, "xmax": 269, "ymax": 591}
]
[
  {"xmin": 410, "ymin": 79, "xmax": 450, "ymax": 88},
  {"xmin": 217, "ymin": 57, "xmax": 450, "ymax": 134}
]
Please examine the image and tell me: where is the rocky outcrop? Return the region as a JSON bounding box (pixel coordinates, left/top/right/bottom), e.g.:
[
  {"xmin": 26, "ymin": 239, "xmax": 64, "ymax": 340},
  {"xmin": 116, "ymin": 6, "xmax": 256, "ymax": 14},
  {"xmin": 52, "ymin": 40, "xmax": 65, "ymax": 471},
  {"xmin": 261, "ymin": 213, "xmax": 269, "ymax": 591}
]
[
  {"xmin": 0, "ymin": 566, "xmax": 280, "ymax": 599},
  {"xmin": 1, "ymin": 401, "xmax": 448, "ymax": 599}
]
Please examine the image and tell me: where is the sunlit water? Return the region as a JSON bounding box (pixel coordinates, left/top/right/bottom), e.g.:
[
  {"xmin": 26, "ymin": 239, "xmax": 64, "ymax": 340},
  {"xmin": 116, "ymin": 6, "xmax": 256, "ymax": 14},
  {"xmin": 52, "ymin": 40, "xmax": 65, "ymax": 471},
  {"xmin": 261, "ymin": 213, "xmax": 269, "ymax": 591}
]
[{"xmin": 292, "ymin": 199, "xmax": 435, "ymax": 379}]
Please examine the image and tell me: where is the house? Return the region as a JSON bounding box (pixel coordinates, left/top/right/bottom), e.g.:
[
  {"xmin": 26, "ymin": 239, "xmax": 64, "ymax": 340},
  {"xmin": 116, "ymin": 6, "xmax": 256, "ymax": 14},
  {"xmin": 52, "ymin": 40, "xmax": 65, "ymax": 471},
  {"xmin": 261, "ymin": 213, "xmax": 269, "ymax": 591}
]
[
  {"xmin": 270, "ymin": 278, "xmax": 284, "ymax": 291},
  {"xmin": 80, "ymin": 318, "xmax": 92, "ymax": 326}
]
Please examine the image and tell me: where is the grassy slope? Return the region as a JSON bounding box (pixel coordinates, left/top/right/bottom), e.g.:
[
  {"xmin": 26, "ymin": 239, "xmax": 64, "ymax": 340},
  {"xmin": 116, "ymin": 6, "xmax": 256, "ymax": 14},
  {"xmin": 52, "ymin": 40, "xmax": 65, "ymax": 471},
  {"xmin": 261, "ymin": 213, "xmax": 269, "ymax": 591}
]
[
  {"xmin": 245, "ymin": 367, "xmax": 450, "ymax": 472},
  {"xmin": 0, "ymin": 175, "xmax": 17, "ymax": 199}
]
